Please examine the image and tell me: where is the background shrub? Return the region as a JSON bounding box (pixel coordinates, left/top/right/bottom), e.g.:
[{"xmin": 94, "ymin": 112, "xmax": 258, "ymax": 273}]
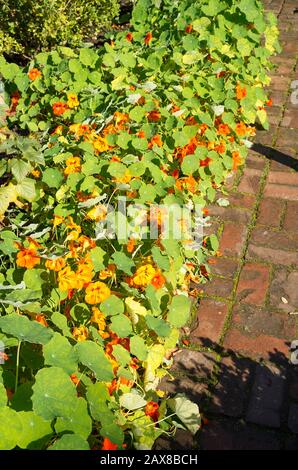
[{"xmin": 0, "ymin": 0, "xmax": 121, "ymax": 57}]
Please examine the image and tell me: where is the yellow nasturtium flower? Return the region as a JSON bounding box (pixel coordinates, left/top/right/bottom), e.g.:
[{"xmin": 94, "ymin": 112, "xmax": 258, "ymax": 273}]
[
  {"xmin": 72, "ymin": 326, "xmax": 88, "ymax": 342},
  {"xmin": 85, "ymin": 281, "xmax": 111, "ymax": 305},
  {"xmin": 132, "ymin": 264, "xmax": 156, "ymax": 287},
  {"xmin": 67, "ymin": 93, "xmax": 79, "ymax": 108}
]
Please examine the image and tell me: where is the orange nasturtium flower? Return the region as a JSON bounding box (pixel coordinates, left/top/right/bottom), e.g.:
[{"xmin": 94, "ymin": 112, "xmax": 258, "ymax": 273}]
[
  {"xmin": 28, "ymin": 68, "xmax": 42, "ymax": 81},
  {"xmin": 72, "ymin": 326, "xmax": 88, "ymax": 342},
  {"xmin": 99, "ymin": 264, "xmax": 116, "ymax": 280},
  {"xmin": 148, "ymin": 134, "xmax": 163, "ymax": 149},
  {"xmin": 16, "ymin": 247, "xmax": 40, "ymax": 269},
  {"xmin": 35, "ymin": 315, "xmax": 48, "ymax": 327},
  {"xmin": 235, "ymin": 122, "xmax": 247, "ymax": 136},
  {"xmin": 64, "ymin": 156, "xmax": 81, "ymax": 176},
  {"xmin": 217, "ymin": 123, "xmax": 231, "ymax": 136},
  {"xmin": 45, "ymin": 257, "xmax": 66, "ymax": 272},
  {"xmin": 70, "ymin": 373, "xmax": 80, "ymax": 386},
  {"xmin": 92, "ymin": 136, "xmax": 109, "ymax": 153},
  {"xmin": 185, "ymin": 24, "xmax": 193, "ymax": 33},
  {"xmin": 145, "ymin": 401, "xmax": 159, "ymax": 422},
  {"xmin": 52, "ymin": 102, "xmax": 68, "ymax": 116},
  {"xmin": 85, "ymin": 281, "xmax": 111, "ymax": 305},
  {"xmin": 67, "ymin": 93, "xmax": 79, "ymax": 109},
  {"xmin": 58, "ymin": 265, "xmax": 77, "ymax": 291},
  {"xmin": 236, "ymin": 83, "xmax": 247, "ymax": 100},
  {"xmin": 31, "ymin": 169, "xmax": 41, "ymax": 178},
  {"xmin": 101, "ymin": 438, "xmax": 118, "ymax": 450},
  {"xmin": 126, "ymin": 238, "xmax": 136, "ymax": 253},
  {"xmin": 132, "ymin": 264, "xmax": 156, "ymax": 288},
  {"xmin": 151, "ymin": 272, "xmax": 166, "ymax": 289},
  {"xmin": 144, "ymin": 32, "xmax": 153, "ymax": 45},
  {"xmin": 232, "ymin": 151, "xmax": 243, "ymax": 171},
  {"xmin": 75, "ymin": 260, "xmax": 94, "ymax": 289},
  {"xmin": 91, "ymin": 307, "xmax": 106, "ymax": 330}
]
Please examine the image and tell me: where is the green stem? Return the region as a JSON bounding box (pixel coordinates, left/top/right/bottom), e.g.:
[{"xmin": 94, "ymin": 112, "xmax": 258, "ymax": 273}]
[{"xmin": 15, "ymin": 341, "xmax": 21, "ymax": 393}]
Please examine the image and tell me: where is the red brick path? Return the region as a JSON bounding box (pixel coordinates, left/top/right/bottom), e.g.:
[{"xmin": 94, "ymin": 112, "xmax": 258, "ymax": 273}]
[{"xmin": 159, "ymin": 0, "xmax": 298, "ymax": 450}]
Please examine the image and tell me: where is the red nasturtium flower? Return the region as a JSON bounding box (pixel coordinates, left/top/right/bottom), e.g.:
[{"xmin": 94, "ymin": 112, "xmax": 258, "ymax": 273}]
[
  {"xmin": 52, "ymin": 102, "xmax": 68, "ymax": 116},
  {"xmin": 200, "ymin": 157, "xmax": 212, "ymax": 167},
  {"xmin": 126, "ymin": 32, "xmax": 133, "ymax": 42},
  {"xmin": 144, "ymin": 32, "xmax": 153, "ymax": 45},
  {"xmin": 185, "ymin": 24, "xmax": 193, "ymax": 33},
  {"xmin": 266, "ymin": 97, "xmax": 273, "ymax": 107},
  {"xmin": 145, "ymin": 401, "xmax": 159, "ymax": 422},
  {"xmin": 10, "ymin": 91, "xmax": 21, "ymax": 112},
  {"xmin": 136, "ymin": 130, "xmax": 146, "ymax": 138},
  {"xmin": 70, "ymin": 373, "xmax": 80, "ymax": 386},
  {"xmin": 101, "ymin": 438, "xmax": 118, "ymax": 450},
  {"xmin": 28, "ymin": 68, "xmax": 42, "ymax": 81},
  {"xmin": 147, "ymin": 110, "xmax": 161, "ymax": 122},
  {"xmin": 151, "ymin": 272, "xmax": 166, "ymax": 289}
]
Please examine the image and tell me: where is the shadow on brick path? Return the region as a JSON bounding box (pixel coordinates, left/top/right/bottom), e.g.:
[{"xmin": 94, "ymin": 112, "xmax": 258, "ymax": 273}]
[
  {"xmin": 154, "ymin": 341, "xmax": 298, "ymax": 450},
  {"xmin": 252, "ymin": 143, "xmax": 298, "ymax": 171}
]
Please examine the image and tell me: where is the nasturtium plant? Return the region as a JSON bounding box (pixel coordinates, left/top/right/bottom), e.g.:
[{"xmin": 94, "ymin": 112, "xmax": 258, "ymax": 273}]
[{"xmin": 0, "ymin": 0, "xmax": 279, "ymax": 450}]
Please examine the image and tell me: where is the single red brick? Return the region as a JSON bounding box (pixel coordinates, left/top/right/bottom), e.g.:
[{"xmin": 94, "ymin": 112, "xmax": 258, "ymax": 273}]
[
  {"xmin": 231, "ymin": 303, "xmax": 295, "ymax": 340},
  {"xmin": 275, "ymin": 128, "xmax": 298, "ymax": 148},
  {"xmin": 270, "ymin": 76, "xmax": 291, "ymax": 91},
  {"xmin": 256, "ymin": 128, "xmax": 276, "ymax": 146},
  {"xmin": 200, "ymin": 277, "xmax": 234, "ymax": 299},
  {"xmin": 283, "ymin": 201, "xmax": 298, "ymax": 232},
  {"xmin": 246, "ymin": 153, "xmax": 266, "ymax": 171},
  {"xmin": 190, "ymin": 299, "xmax": 229, "ymax": 345},
  {"xmin": 208, "ymin": 257, "xmax": 239, "ymax": 279},
  {"xmin": 224, "ymin": 329, "xmax": 291, "ymax": 360},
  {"xmin": 207, "ymin": 205, "xmax": 251, "ymax": 224},
  {"xmin": 257, "ymin": 198, "xmax": 284, "ymax": 227},
  {"xmin": 219, "ymin": 222, "xmax": 247, "ymax": 257},
  {"xmin": 264, "ymin": 184, "xmax": 298, "ymax": 201},
  {"xmin": 238, "ymin": 168, "xmax": 262, "ymax": 194},
  {"xmin": 236, "ymin": 263, "xmax": 270, "ymax": 306},
  {"xmin": 250, "ymin": 227, "xmax": 298, "ymax": 251},
  {"xmin": 268, "ymin": 171, "xmax": 298, "ymax": 185},
  {"xmin": 281, "ymin": 108, "xmax": 298, "ymax": 128},
  {"xmin": 247, "ymin": 244, "xmax": 298, "ymax": 265}
]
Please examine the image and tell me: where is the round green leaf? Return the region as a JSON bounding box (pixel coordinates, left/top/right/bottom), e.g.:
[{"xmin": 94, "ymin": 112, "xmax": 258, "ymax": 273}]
[
  {"xmin": 32, "ymin": 367, "xmax": 78, "ymax": 421},
  {"xmin": 43, "ymin": 332, "xmax": 78, "ymax": 374},
  {"xmin": 0, "ymin": 407, "xmax": 23, "ymax": 450},
  {"xmin": 0, "ymin": 313, "xmax": 53, "ymax": 345},
  {"xmin": 100, "ymin": 295, "xmax": 124, "ymax": 316}
]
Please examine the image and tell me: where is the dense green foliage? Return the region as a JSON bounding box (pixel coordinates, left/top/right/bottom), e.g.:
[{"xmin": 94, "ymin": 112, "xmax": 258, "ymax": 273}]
[{"xmin": 0, "ymin": 0, "xmax": 120, "ymax": 56}]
